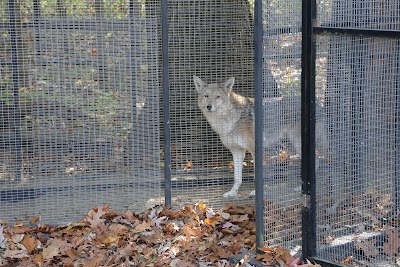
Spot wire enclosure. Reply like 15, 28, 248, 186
0, 1, 399, 266
0, 1, 162, 224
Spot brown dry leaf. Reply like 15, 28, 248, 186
230, 214, 249, 223
11, 233, 25, 243
108, 223, 129, 235
274, 245, 293, 263
181, 206, 200, 225
14, 222, 24, 227
85, 206, 107, 229
42, 243, 60, 260
3, 248, 28, 259
98, 233, 119, 245
60, 222, 88, 233
123, 210, 137, 223
255, 252, 276, 266
14, 259, 36, 266
204, 215, 224, 227
36, 232, 49, 245
13, 226, 31, 234
62, 257, 74, 267
83, 254, 105, 267
259, 246, 274, 253
196, 203, 207, 210
1, 203, 268, 266
64, 247, 79, 261
21, 235, 37, 254
228, 161, 234, 170
71, 236, 85, 247
280, 150, 288, 161
170, 258, 196, 267
32, 253, 44, 266
134, 220, 152, 232
163, 222, 180, 234
29, 216, 40, 225
91, 48, 97, 56
182, 225, 202, 238
341, 256, 353, 264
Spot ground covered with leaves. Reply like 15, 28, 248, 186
0, 203, 322, 267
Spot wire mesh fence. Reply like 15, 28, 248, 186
0, 0, 163, 224
314, 0, 400, 266
316, 34, 400, 267
0, 0, 399, 266
167, 0, 260, 208
262, 0, 303, 250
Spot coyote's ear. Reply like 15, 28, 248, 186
193, 75, 206, 93
223, 77, 235, 94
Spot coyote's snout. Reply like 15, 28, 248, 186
194, 76, 326, 198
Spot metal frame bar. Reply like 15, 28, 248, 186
161, 0, 172, 207
395, 39, 400, 213
301, 0, 317, 259
306, 4, 400, 267
254, 0, 265, 250
314, 26, 400, 38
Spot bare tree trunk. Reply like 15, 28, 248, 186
147, 0, 278, 169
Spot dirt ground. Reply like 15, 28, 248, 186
0, 167, 301, 225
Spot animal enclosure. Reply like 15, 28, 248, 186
0, 0, 399, 266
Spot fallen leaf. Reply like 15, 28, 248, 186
98, 233, 119, 245
3, 249, 28, 259
255, 252, 276, 265
230, 214, 249, 223
21, 235, 37, 254
204, 215, 224, 227
341, 255, 353, 264
32, 253, 44, 266
29, 216, 40, 225
42, 241, 61, 260
85, 206, 107, 229
83, 254, 105, 267
134, 220, 152, 232
182, 225, 202, 238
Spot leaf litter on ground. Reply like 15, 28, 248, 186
0, 203, 320, 267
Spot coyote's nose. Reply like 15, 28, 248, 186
206, 105, 212, 111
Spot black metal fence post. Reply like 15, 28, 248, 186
301, 0, 317, 259
161, 0, 172, 207
254, 0, 265, 250
395, 39, 400, 213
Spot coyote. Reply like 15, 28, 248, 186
193, 76, 326, 198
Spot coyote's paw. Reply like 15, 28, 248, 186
223, 190, 238, 198
249, 190, 255, 196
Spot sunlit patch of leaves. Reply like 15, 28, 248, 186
0, 203, 321, 267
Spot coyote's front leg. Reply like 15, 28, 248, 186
223, 149, 246, 198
